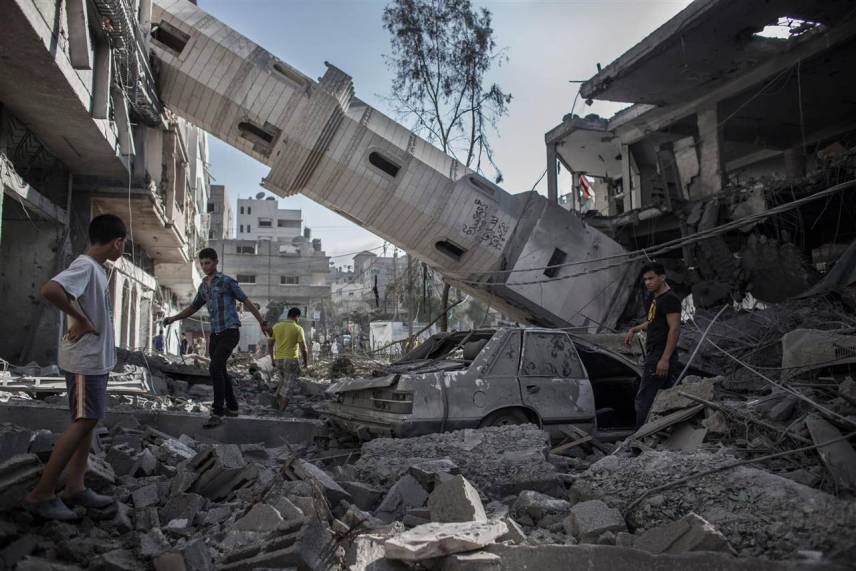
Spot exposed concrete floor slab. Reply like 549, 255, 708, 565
0, 402, 323, 446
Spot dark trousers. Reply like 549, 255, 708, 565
208, 328, 240, 416
635, 350, 679, 428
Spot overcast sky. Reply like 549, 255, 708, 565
202, 0, 693, 266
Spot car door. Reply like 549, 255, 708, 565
519, 331, 594, 424
476, 330, 525, 414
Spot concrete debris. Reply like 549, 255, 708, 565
428, 474, 487, 523
0, 454, 42, 510
190, 444, 256, 500
354, 426, 559, 498
233, 503, 284, 531
292, 458, 352, 505
375, 474, 430, 524
511, 490, 572, 528
442, 551, 502, 571
383, 520, 508, 561
634, 512, 734, 555
805, 415, 856, 493
563, 500, 627, 543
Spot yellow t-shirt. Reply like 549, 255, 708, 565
272, 320, 305, 360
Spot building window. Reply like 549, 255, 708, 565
208, 229, 213, 239
237, 245, 256, 254
248, 206, 252, 215
435, 240, 466, 261
236, 274, 256, 284
258, 218, 272, 228
247, 344, 257, 352
240, 206, 244, 214
278, 219, 300, 228
152, 21, 190, 54
368, 151, 400, 178
239, 224, 244, 233
247, 224, 251, 233
280, 276, 299, 285
544, 248, 567, 278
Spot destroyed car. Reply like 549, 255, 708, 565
323, 328, 641, 440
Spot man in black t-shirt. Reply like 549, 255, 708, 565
624, 262, 682, 428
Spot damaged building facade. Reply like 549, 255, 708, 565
0, 0, 211, 361
546, 0, 856, 315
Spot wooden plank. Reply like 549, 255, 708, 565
551, 436, 592, 455
632, 404, 705, 440
805, 415, 856, 493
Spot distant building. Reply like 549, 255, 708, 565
236, 196, 301, 242
208, 184, 233, 240
352, 250, 409, 314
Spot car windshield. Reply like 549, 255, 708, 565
393, 331, 497, 365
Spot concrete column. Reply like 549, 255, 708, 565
697, 104, 724, 197
112, 88, 136, 157
139, 0, 153, 51
621, 144, 633, 212
92, 41, 112, 119
546, 144, 558, 203
67, 0, 93, 69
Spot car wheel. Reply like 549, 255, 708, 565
480, 408, 531, 427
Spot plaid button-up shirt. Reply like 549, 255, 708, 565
191, 273, 248, 334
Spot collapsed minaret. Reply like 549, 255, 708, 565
150, 0, 636, 329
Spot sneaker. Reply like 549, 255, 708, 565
203, 415, 223, 428
63, 488, 114, 509
24, 497, 80, 521
224, 408, 240, 417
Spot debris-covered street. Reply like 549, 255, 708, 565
2, 0, 856, 569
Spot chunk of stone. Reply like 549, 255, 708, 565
271, 496, 305, 521
767, 398, 797, 423
106, 446, 137, 476
442, 551, 502, 571
497, 516, 526, 544
375, 474, 429, 524
384, 520, 508, 561
28, 430, 57, 461
0, 534, 38, 568
428, 474, 486, 523
408, 459, 460, 490
234, 503, 284, 531
562, 500, 626, 543
340, 481, 384, 511
0, 425, 32, 459
132, 483, 161, 509
840, 378, 856, 402
159, 492, 205, 526
139, 529, 169, 558
634, 512, 733, 554
153, 539, 213, 571
292, 459, 351, 505
190, 445, 255, 500
0, 454, 42, 510
219, 521, 332, 570
98, 549, 144, 571
82, 453, 116, 492
346, 528, 409, 571
649, 377, 716, 416
510, 490, 571, 527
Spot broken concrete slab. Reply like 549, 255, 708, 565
234, 503, 284, 531
485, 543, 845, 570
159, 492, 205, 526
805, 414, 856, 492
384, 520, 508, 561
563, 500, 627, 543
153, 538, 213, 571
0, 454, 42, 509
662, 423, 708, 451
190, 444, 257, 500
408, 458, 461, 490
634, 512, 734, 555
340, 480, 384, 511
375, 474, 430, 524
650, 377, 716, 417
442, 551, 502, 571
0, 424, 32, 458
132, 483, 161, 509
354, 426, 558, 499
346, 528, 410, 571
498, 516, 526, 544
292, 459, 351, 505
0, 402, 323, 447
511, 490, 572, 527
428, 474, 487, 523
219, 521, 333, 571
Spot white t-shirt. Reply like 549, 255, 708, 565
53, 255, 116, 375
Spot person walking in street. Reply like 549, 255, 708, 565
24, 214, 126, 520
624, 262, 682, 428
164, 248, 271, 427
268, 307, 310, 410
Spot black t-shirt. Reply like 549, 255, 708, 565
645, 290, 681, 353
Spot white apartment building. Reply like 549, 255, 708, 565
236, 196, 301, 241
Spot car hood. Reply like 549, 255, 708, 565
327, 374, 398, 395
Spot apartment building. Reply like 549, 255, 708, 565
0, 0, 209, 361
208, 184, 234, 240
236, 196, 301, 242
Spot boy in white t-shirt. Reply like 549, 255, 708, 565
24, 214, 126, 520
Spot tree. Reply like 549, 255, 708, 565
382, 0, 511, 182
383, 0, 511, 331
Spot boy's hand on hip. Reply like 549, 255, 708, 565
68, 320, 99, 342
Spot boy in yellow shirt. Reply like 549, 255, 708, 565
268, 307, 309, 410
